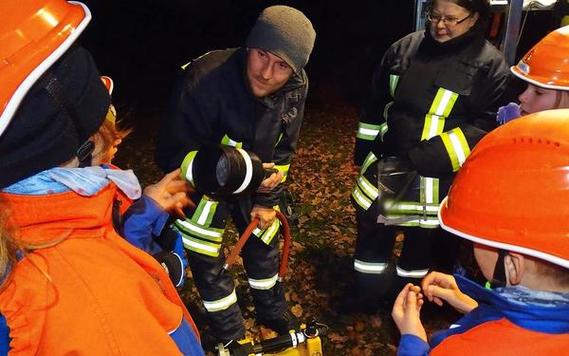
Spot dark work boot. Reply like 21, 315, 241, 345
337, 266, 396, 314
257, 309, 300, 334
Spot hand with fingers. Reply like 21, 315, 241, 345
143, 169, 195, 219
392, 283, 427, 342
421, 271, 478, 314
256, 162, 284, 193
250, 204, 276, 230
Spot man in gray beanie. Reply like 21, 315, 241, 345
155, 5, 316, 348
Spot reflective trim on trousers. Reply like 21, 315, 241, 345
354, 259, 388, 274
203, 289, 238, 312
248, 274, 279, 290
441, 127, 471, 172
396, 266, 429, 278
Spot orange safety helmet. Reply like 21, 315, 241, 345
511, 25, 569, 91
439, 109, 569, 269
0, 0, 91, 137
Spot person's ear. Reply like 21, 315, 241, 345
505, 253, 524, 285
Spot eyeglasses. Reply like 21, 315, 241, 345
427, 12, 472, 26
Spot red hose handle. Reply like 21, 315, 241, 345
224, 211, 292, 280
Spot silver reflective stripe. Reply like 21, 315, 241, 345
233, 148, 253, 194
181, 150, 197, 185
421, 88, 459, 140
354, 259, 388, 274
396, 266, 429, 278
248, 274, 279, 290
390, 203, 438, 214
202, 289, 238, 312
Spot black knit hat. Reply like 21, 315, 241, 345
0, 46, 110, 188
246, 5, 316, 75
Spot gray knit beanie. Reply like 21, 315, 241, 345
246, 5, 316, 75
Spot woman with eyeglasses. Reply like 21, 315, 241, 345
346, 0, 510, 313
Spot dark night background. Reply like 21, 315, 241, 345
72, 2, 563, 352
78, 0, 558, 121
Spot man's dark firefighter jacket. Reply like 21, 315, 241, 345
352, 28, 510, 224
156, 47, 307, 210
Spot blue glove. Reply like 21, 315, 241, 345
497, 102, 521, 125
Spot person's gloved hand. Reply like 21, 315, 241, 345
497, 102, 521, 125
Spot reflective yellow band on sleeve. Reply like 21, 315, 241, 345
421, 88, 459, 140
180, 150, 198, 186
191, 195, 219, 226
357, 122, 382, 141
389, 74, 400, 98
220, 134, 242, 148
274, 163, 290, 183
356, 175, 378, 200
440, 128, 471, 172
352, 184, 373, 210
360, 151, 378, 174
202, 289, 238, 312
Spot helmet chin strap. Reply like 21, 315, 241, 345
76, 140, 95, 167
490, 249, 508, 289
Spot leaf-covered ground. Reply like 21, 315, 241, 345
115, 80, 460, 355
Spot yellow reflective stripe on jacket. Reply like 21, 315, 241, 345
202, 289, 238, 312
175, 218, 224, 243
421, 88, 459, 140
274, 163, 290, 183
180, 150, 198, 185
440, 128, 471, 172
352, 184, 373, 210
248, 274, 279, 290
220, 134, 242, 148
357, 122, 382, 141
360, 151, 378, 174
389, 74, 400, 98
191, 196, 219, 226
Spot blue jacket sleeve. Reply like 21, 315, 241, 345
397, 334, 430, 356
121, 195, 168, 254
0, 314, 9, 355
